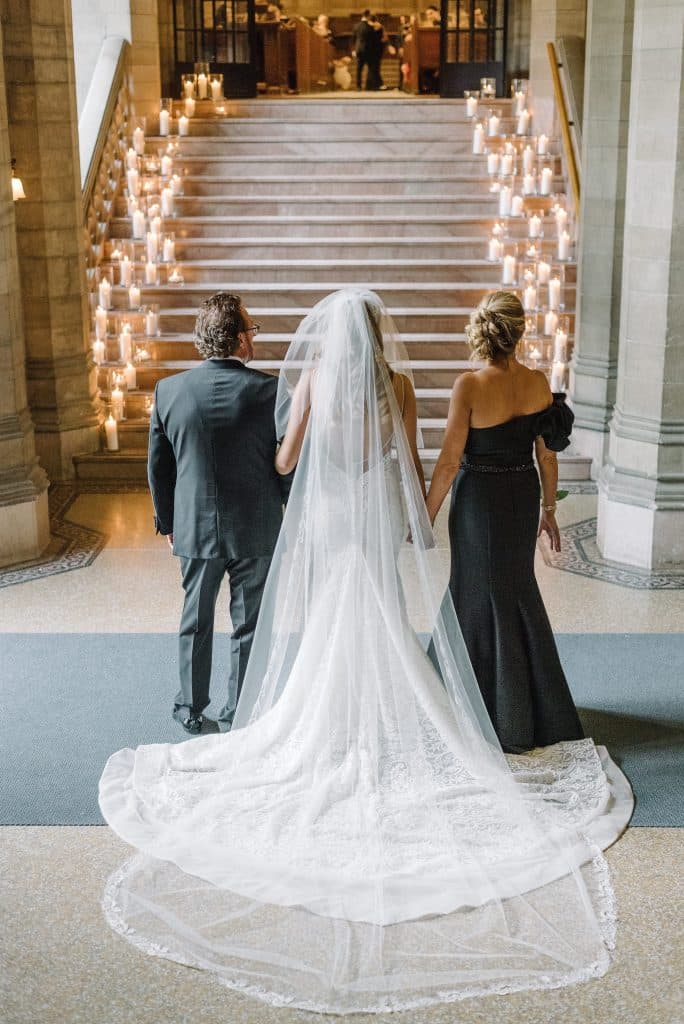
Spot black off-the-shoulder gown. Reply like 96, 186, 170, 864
448, 394, 584, 753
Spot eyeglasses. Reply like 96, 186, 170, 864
246, 323, 260, 335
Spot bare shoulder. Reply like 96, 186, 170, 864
530, 367, 553, 403
451, 369, 477, 404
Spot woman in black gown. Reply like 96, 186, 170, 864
426, 291, 583, 753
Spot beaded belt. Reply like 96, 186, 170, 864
460, 461, 535, 474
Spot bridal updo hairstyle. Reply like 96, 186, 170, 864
194, 291, 246, 358
466, 291, 526, 362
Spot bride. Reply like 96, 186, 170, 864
99, 288, 633, 1014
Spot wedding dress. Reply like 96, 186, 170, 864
99, 289, 633, 1014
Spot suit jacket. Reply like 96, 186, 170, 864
354, 19, 374, 54
148, 359, 288, 560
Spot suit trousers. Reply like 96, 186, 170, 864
356, 52, 369, 89
175, 555, 271, 721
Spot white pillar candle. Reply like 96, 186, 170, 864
487, 113, 500, 137
550, 361, 566, 392
184, 97, 196, 117
170, 174, 182, 196
161, 187, 174, 217
126, 168, 140, 196
498, 185, 512, 217
514, 90, 526, 115
537, 133, 548, 156
183, 78, 195, 98
161, 153, 173, 177
129, 283, 141, 309
95, 305, 108, 339
510, 194, 524, 217
98, 278, 112, 309
523, 284, 537, 312
487, 151, 500, 175
162, 237, 175, 262
126, 148, 138, 170
488, 237, 503, 261
168, 265, 184, 284
522, 145, 534, 174
502, 254, 516, 285
548, 276, 562, 310
197, 73, 208, 99
537, 260, 551, 284
523, 173, 536, 195
553, 328, 568, 363
558, 230, 570, 260
150, 214, 162, 236
159, 109, 170, 136
92, 339, 105, 365
472, 123, 484, 154
145, 308, 159, 337
119, 256, 133, 288
145, 261, 158, 285
544, 310, 559, 335
132, 208, 146, 239
146, 231, 160, 261
540, 166, 553, 196
211, 77, 222, 102
133, 126, 145, 156
528, 344, 541, 370
105, 414, 119, 451
178, 115, 189, 136
500, 153, 513, 175
466, 95, 478, 118
516, 109, 530, 136
555, 208, 568, 233
528, 213, 542, 238
119, 326, 133, 361
124, 362, 137, 390
137, 346, 151, 361
111, 386, 125, 421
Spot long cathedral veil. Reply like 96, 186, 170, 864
99, 289, 622, 1013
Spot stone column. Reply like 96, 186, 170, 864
0, 14, 49, 567
528, 0, 586, 136
2, 0, 100, 481
597, 0, 684, 570
129, 0, 162, 119
569, 0, 634, 474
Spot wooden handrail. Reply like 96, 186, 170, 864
81, 39, 129, 214
546, 41, 580, 209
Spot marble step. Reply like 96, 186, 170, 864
154, 134, 525, 158
167, 98, 513, 123
138, 334, 473, 362
160, 155, 526, 176
154, 119, 516, 141
126, 304, 575, 335
165, 174, 498, 197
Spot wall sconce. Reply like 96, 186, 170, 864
11, 159, 26, 201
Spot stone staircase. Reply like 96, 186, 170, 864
77, 97, 589, 482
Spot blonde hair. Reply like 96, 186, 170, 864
466, 291, 525, 361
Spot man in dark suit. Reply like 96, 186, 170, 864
148, 292, 288, 735
353, 10, 373, 90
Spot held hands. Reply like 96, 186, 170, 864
537, 510, 561, 553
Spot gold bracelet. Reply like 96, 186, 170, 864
542, 503, 557, 513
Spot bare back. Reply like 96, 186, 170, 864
467, 358, 552, 429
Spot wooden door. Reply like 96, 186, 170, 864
439, 0, 507, 97
173, 0, 257, 98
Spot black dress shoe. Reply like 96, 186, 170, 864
172, 708, 203, 734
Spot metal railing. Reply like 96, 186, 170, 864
547, 40, 580, 210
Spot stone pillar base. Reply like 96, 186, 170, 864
36, 422, 102, 482
571, 425, 610, 480
0, 489, 50, 568
597, 489, 684, 571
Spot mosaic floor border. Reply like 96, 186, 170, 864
0, 486, 109, 590
544, 517, 684, 590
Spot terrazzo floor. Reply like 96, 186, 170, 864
2, 489, 683, 1023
